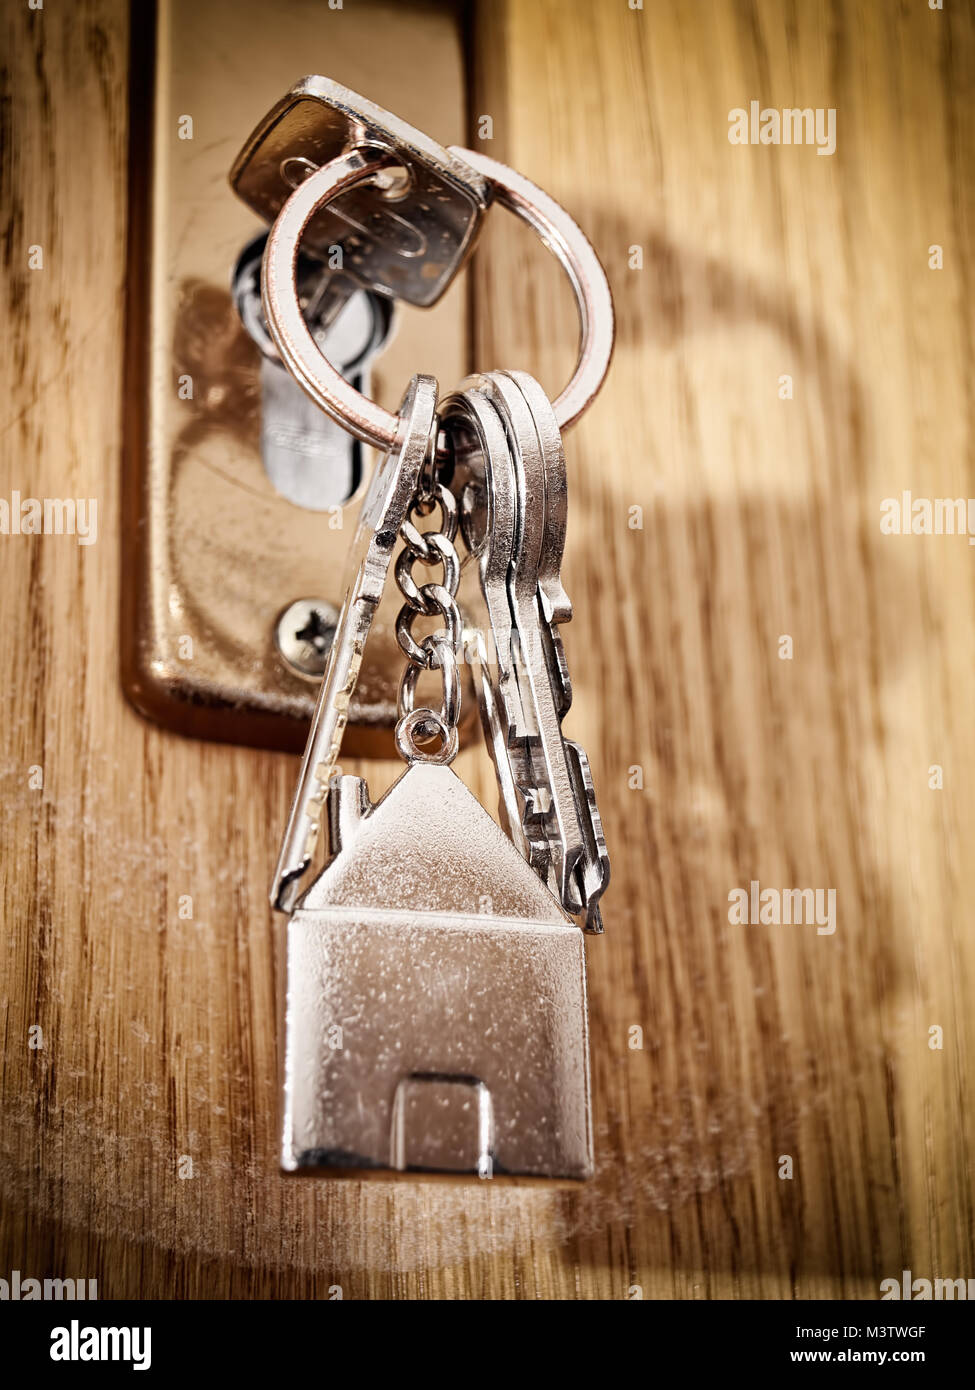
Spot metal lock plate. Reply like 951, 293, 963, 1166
229, 77, 492, 307
121, 0, 474, 753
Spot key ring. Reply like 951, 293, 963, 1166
261, 146, 615, 451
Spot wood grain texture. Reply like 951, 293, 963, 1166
1, 0, 973, 1299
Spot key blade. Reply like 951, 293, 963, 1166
538, 611, 573, 719
468, 627, 531, 865
442, 385, 524, 734
270, 374, 437, 912
485, 371, 589, 911
271, 592, 370, 912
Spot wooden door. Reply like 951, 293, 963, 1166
2, 0, 973, 1299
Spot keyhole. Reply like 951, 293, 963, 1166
231, 232, 394, 513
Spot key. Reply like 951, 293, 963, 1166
232, 232, 395, 511
270, 374, 437, 913
478, 372, 587, 907
441, 384, 525, 746
444, 372, 610, 931
230, 77, 489, 310
455, 372, 584, 904
444, 380, 555, 876
499, 371, 609, 930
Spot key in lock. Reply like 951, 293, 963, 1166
232, 231, 395, 513
120, 76, 485, 754
230, 76, 492, 308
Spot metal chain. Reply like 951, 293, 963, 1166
393, 459, 463, 766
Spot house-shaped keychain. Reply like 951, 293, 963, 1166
280, 760, 593, 1181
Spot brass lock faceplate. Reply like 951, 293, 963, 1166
121, 0, 473, 752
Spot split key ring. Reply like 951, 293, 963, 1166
259, 136, 615, 451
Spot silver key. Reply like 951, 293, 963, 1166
477, 371, 587, 909
501, 371, 608, 930
270, 374, 437, 912
442, 385, 525, 743
446, 372, 610, 931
